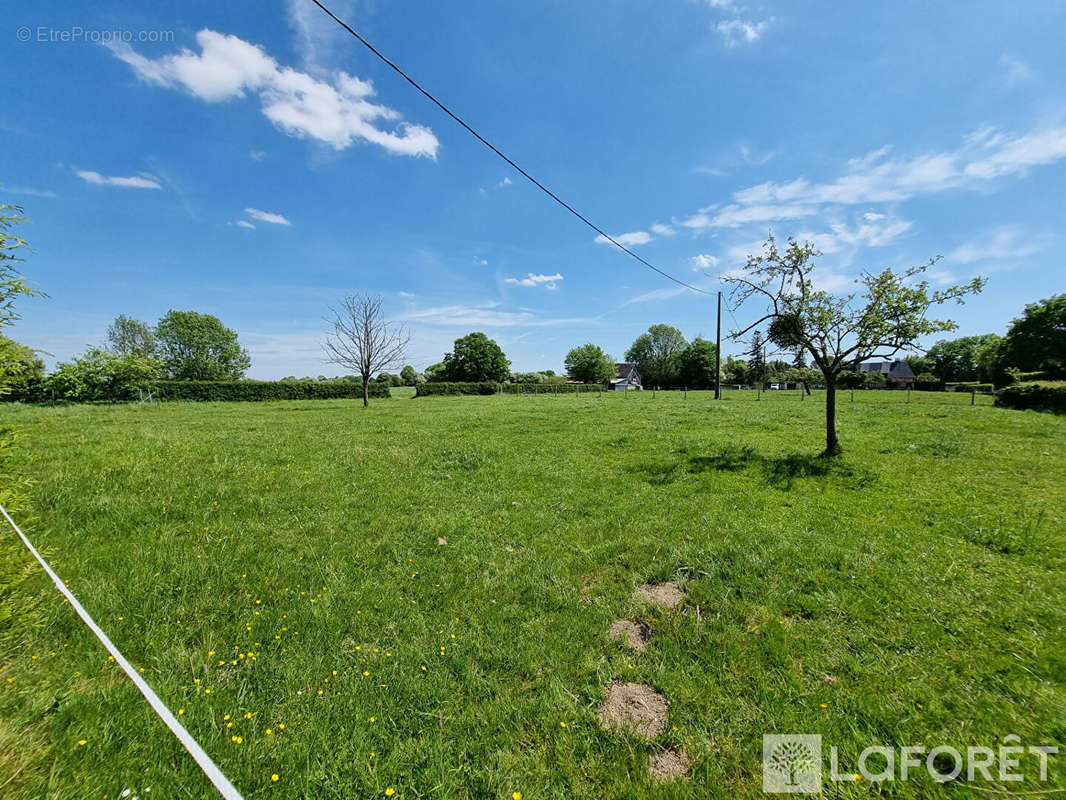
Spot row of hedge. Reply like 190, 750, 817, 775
946, 382, 995, 394
156, 380, 391, 402
415, 382, 498, 396
994, 381, 1066, 415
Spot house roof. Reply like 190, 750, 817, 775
858, 360, 916, 379
615, 362, 639, 379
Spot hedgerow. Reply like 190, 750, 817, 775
157, 380, 390, 402
994, 381, 1066, 415
416, 381, 498, 396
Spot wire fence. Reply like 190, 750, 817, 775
492, 382, 997, 406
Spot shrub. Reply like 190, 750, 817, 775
946, 382, 994, 394
415, 381, 498, 396
157, 380, 390, 402
995, 381, 1066, 415
915, 372, 943, 391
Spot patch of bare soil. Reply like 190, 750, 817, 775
648, 748, 689, 781
636, 582, 684, 609
607, 620, 649, 651
598, 681, 668, 739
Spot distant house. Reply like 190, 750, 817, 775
610, 362, 642, 390
858, 359, 916, 387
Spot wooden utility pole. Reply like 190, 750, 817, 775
715, 291, 722, 399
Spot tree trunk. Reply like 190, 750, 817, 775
824, 377, 840, 456
362, 371, 370, 408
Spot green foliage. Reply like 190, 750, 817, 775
45, 347, 163, 402
442, 332, 510, 382
862, 370, 887, 389
946, 382, 994, 393
677, 337, 719, 388
106, 314, 157, 357
995, 381, 1066, 414
838, 370, 865, 389
0, 203, 41, 330
400, 365, 420, 386
747, 330, 767, 384
157, 379, 390, 402
0, 333, 45, 399
723, 356, 750, 384
998, 294, 1066, 379
624, 324, 687, 388
926, 333, 1001, 382
415, 381, 498, 396
564, 343, 616, 384
424, 361, 447, 382
915, 372, 942, 391
155, 310, 251, 380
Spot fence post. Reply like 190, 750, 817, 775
971, 389, 976, 406
907, 386, 911, 403
653, 387, 656, 399
684, 386, 688, 400
851, 388, 855, 402
757, 385, 761, 401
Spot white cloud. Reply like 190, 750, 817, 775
235, 220, 256, 229
595, 230, 653, 246
1000, 55, 1033, 88
245, 207, 292, 226
497, 176, 513, 188
797, 215, 913, 254
249, 150, 266, 161
690, 253, 719, 270
504, 272, 564, 290
398, 302, 592, 328
948, 226, 1049, 264
716, 18, 773, 45
107, 29, 438, 157
75, 169, 161, 189
863, 211, 885, 221
0, 185, 57, 198
650, 223, 676, 236
623, 286, 692, 305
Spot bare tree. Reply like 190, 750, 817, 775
324, 293, 410, 407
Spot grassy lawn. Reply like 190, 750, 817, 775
1, 390, 1063, 798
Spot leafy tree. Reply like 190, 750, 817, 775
107, 315, 156, 357
424, 362, 447, 382
0, 333, 45, 399
46, 347, 162, 402
747, 330, 767, 386
723, 356, 750, 384
725, 235, 983, 455
1, 203, 41, 331
155, 310, 251, 381
443, 332, 510, 382
677, 337, 719, 388
324, 294, 409, 407
998, 294, 1066, 379
905, 354, 934, 376
926, 334, 1001, 382
838, 370, 865, 389
625, 324, 687, 388
400, 365, 419, 386
862, 369, 886, 389
564, 343, 616, 384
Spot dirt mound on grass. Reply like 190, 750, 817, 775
598, 682, 668, 739
648, 748, 689, 781
636, 582, 684, 609
608, 620, 649, 651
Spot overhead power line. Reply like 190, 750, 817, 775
307, 0, 712, 296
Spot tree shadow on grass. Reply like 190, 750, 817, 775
686, 445, 872, 490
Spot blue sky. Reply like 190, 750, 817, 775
3, 0, 1064, 377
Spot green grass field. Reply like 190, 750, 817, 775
1, 390, 1064, 799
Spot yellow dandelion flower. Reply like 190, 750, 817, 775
513, 793, 522, 800
363, 670, 370, 677
244, 712, 252, 719
385, 789, 395, 798
278, 723, 285, 730
820, 703, 828, 708
317, 689, 323, 696
266, 728, 273, 735
224, 714, 231, 721
271, 774, 279, 782
178, 708, 185, 715
370, 716, 376, 723
77, 739, 87, 746
560, 721, 566, 728
204, 688, 211, 694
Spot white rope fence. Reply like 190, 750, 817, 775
0, 502, 244, 800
